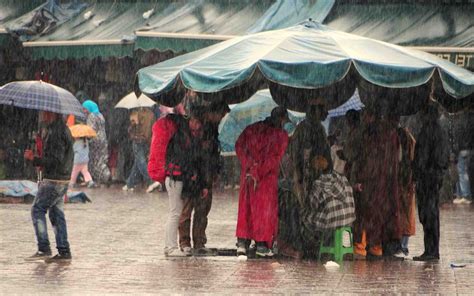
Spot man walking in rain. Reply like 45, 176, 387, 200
24, 111, 74, 262
413, 103, 449, 261
235, 106, 289, 258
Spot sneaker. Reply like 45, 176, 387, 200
402, 248, 409, 256
87, 181, 98, 188
44, 253, 72, 263
413, 253, 439, 261
146, 182, 162, 193
194, 247, 214, 256
385, 254, 405, 261
236, 246, 247, 256
25, 250, 52, 261
453, 197, 464, 204
165, 247, 191, 257
461, 198, 472, 204
122, 185, 134, 192
182, 246, 192, 256
255, 246, 274, 258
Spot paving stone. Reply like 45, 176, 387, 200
0, 186, 473, 294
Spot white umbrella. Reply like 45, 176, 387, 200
115, 92, 156, 109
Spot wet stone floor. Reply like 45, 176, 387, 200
1, 186, 474, 294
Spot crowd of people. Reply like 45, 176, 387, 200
14, 91, 472, 263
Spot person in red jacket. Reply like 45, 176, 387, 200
148, 105, 204, 257
235, 106, 290, 258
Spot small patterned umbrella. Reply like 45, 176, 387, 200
69, 124, 97, 138
0, 80, 84, 118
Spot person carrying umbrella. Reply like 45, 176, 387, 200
122, 108, 160, 193
68, 124, 97, 189
235, 106, 289, 258
24, 111, 74, 262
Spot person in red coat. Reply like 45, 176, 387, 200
235, 106, 290, 258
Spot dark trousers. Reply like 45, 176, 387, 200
178, 192, 213, 249
416, 177, 441, 257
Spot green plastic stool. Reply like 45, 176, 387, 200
318, 226, 354, 262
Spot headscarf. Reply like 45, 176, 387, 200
82, 100, 100, 114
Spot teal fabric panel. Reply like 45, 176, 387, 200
26, 43, 134, 60
138, 22, 474, 105
324, 3, 474, 47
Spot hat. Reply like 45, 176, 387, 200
271, 106, 290, 122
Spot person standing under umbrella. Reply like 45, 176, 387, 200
24, 111, 74, 262
412, 103, 449, 261
235, 107, 289, 258
69, 137, 96, 188
82, 100, 111, 186
122, 108, 160, 193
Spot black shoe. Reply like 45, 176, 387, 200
25, 250, 52, 261
236, 239, 250, 256
413, 253, 439, 261
45, 253, 72, 263
366, 253, 383, 261
384, 254, 405, 261
194, 247, 217, 256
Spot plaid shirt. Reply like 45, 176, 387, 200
302, 172, 356, 230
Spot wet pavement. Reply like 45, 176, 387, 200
1, 185, 473, 294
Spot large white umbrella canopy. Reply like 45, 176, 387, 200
115, 92, 156, 109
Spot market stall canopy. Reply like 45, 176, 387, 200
19, 0, 335, 60
5, 0, 87, 41
137, 21, 474, 115
135, 0, 334, 53
0, 0, 44, 46
20, 0, 145, 59
324, 1, 474, 71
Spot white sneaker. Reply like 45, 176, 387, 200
236, 246, 246, 256
454, 197, 472, 204
165, 247, 191, 257
182, 246, 192, 256
146, 182, 162, 193
122, 185, 134, 192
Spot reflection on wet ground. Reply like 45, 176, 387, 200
1, 186, 473, 294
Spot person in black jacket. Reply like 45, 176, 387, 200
178, 103, 229, 255
24, 111, 74, 262
412, 103, 449, 261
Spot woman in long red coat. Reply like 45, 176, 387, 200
235, 107, 289, 258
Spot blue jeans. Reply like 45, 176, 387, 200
456, 150, 472, 199
31, 181, 70, 254
126, 142, 152, 188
